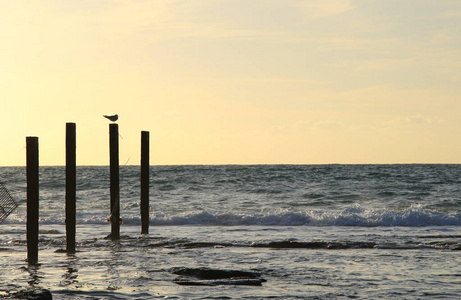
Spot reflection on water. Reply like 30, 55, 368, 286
21, 264, 42, 287
61, 255, 79, 287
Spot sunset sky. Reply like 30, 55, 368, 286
1, 0, 461, 166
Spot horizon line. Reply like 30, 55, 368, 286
1, 162, 460, 168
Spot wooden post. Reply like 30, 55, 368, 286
26, 136, 39, 264
66, 123, 76, 253
140, 131, 150, 234
109, 124, 120, 240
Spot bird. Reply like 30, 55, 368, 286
103, 114, 118, 122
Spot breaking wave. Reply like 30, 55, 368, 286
3, 205, 460, 227
146, 205, 461, 227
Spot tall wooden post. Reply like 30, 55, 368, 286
109, 124, 120, 240
140, 131, 150, 234
26, 136, 39, 264
66, 123, 76, 253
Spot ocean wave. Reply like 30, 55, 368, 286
2, 205, 460, 227
145, 205, 461, 227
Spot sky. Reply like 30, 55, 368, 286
1, 0, 461, 166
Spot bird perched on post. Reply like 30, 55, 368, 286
103, 114, 118, 122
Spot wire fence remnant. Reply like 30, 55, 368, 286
0, 182, 19, 224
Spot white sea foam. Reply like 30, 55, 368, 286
142, 205, 461, 227
3, 205, 460, 227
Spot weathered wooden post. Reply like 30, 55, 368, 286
66, 123, 76, 253
140, 131, 150, 234
109, 124, 120, 239
26, 136, 39, 264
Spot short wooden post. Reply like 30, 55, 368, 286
140, 131, 150, 234
66, 123, 76, 253
26, 136, 39, 264
109, 124, 120, 239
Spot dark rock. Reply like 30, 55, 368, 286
251, 241, 328, 248
171, 267, 266, 286
250, 240, 377, 249
171, 267, 261, 279
174, 279, 266, 286
7, 289, 52, 300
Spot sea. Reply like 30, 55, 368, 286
0, 164, 461, 299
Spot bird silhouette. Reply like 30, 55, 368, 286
103, 114, 118, 122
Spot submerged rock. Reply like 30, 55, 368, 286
174, 279, 266, 286
171, 267, 265, 286
171, 267, 261, 279
250, 240, 377, 249
5, 289, 52, 300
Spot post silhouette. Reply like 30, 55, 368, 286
109, 124, 120, 239
66, 123, 76, 253
26, 136, 39, 264
140, 131, 150, 234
